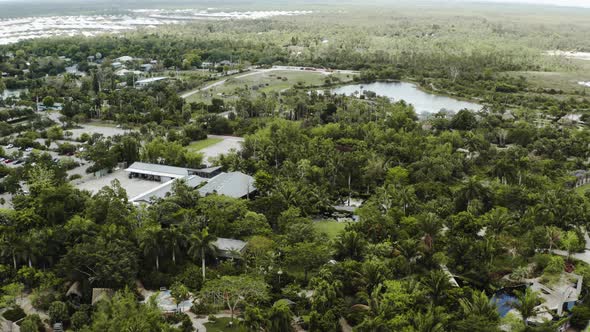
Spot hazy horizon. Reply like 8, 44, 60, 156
0, 0, 588, 7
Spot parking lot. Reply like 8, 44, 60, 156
66, 124, 135, 140
1, 145, 86, 169
74, 169, 163, 199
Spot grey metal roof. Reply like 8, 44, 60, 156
198, 172, 256, 198
214, 238, 247, 252
196, 166, 222, 174
126, 162, 195, 178
130, 175, 206, 203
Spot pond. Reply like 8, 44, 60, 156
331, 82, 481, 115
1, 88, 28, 99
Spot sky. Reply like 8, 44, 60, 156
0, 0, 588, 8
480, 0, 590, 8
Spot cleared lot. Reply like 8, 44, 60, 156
199, 135, 244, 165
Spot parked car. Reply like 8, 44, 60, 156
6, 144, 13, 149
0, 158, 5, 162
25, 147, 33, 152
4, 159, 13, 164
14, 160, 23, 165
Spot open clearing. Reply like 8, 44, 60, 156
199, 135, 244, 165
204, 317, 247, 332
313, 220, 349, 239
184, 68, 354, 104
507, 60, 590, 95
187, 137, 223, 152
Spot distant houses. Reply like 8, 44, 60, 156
115, 55, 135, 63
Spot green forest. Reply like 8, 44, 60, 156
1, 1, 590, 332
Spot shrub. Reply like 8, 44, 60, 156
30, 289, 60, 311
191, 301, 216, 315
571, 305, 590, 328
180, 313, 194, 332
19, 314, 43, 332
175, 265, 203, 291
142, 271, 173, 290
207, 314, 217, 322
69, 174, 82, 181
70, 310, 91, 331
533, 254, 551, 271
2, 306, 26, 322
48, 301, 69, 323
544, 256, 565, 275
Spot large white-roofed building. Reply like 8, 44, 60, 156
125, 162, 256, 205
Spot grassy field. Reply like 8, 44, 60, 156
204, 317, 247, 332
313, 220, 349, 240
507, 59, 590, 95
185, 70, 353, 104
186, 138, 223, 152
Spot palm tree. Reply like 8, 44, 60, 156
363, 155, 385, 193
188, 227, 217, 282
510, 288, 541, 326
351, 284, 390, 332
411, 306, 446, 332
418, 213, 442, 251
545, 226, 562, 251
396, 185, 416, 215
459, 291, 499, 322
0, 229, 19, 269
334, 230, 366, 260
163, 225, 185, 265
456, 176, 487, 209
139, 225, 162, 271
421, 270, 452, 305
396, 238, 422, 272
484, 207, 513, 238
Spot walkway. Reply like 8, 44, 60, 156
551, 230, 590, 264
186, 312, 233, 332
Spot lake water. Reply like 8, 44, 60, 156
332, 82, 481, 114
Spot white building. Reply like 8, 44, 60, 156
135, 77, 169, 88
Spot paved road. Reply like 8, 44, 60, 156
180, 66, 359, 99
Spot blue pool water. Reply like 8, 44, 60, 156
491, 292, 519, 317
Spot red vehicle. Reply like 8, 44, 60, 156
4, 159, 13, 164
